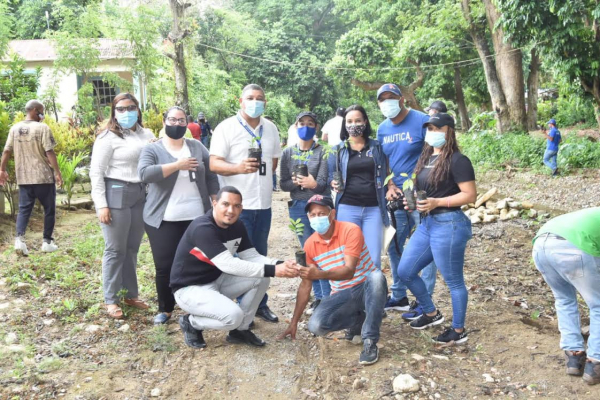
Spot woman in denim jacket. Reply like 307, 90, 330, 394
328, 105, 390, 269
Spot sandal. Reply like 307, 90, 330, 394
124, 298, 149, 310
105, 304, 124, 319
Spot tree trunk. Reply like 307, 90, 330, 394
527, 48, 540, 131
454, 66, 471, 131
167, 0, 191, 114
580, 76, 600, 131
482, 0, 527, 132
461, 0, 511, 132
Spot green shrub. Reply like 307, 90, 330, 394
554, 94, 596, 128
468, 111, 497, 134
46, 119, 95, 158
459, 131, 600, 171
142, 109, 163, 136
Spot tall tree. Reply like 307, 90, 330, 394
497, 0, 600, 129
166, 0, 192, 113
0, 0, 14, 58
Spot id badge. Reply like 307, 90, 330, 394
259, 162, 267, 176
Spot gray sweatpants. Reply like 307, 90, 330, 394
174, 274, 270, 331
99, 180, 146, 304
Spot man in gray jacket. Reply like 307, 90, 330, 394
170, 186, 299, 348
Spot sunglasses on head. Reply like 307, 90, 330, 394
115, 105, 138, 112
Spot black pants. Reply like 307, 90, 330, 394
17, 184, 56, 242
145, 220, 192, 313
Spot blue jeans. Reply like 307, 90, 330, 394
201, 136, 209, 148
17, 184, 56, 241
388, 209, 437, 300
308, 269, 387, 342
397, 211, 472, 329
337, 204, 383, 268
239, 208, 272, 309
543, 149, 558, 172
288, 199, 331, 299
272, 173, 278, 190
533, 234, 600, 361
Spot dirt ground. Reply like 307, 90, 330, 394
1, 169, 599, 400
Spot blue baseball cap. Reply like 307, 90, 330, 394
547, 119, 556, 125
377, 83, 402, 100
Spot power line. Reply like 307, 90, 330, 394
197, 40, 546, 72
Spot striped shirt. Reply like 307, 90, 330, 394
304, 221, 376, 293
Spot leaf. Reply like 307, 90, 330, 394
384, 172, 394, 185
400, 173, 408, 177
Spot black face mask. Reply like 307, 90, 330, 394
165, 124, 187, 139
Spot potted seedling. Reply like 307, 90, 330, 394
247, 136, 262, 165
289, 218, 306, 266
291, 150, 311, 179
401, 172, 417, 210
332, 148, 344, 191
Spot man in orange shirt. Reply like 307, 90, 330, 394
279, 195, 387, 365
187, 115, 202, 141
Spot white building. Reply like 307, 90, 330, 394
3, 39, 146, 120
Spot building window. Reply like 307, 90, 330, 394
91, 79, 117, 106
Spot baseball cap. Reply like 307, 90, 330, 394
197, 112, 205, 119
547, 119, 556, 125
425, 100, 448, 113
377, 83, 402, 100
296, 111, 318, 125
304, 194, 334, 213
422, 112, 455, 129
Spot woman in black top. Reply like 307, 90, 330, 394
327, 105, 390, 269
397, 113, 477, 344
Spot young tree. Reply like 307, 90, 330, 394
0, 0, 14, 58
166, 0, 192, 113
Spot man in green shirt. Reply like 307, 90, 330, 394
533, 207, 600, 385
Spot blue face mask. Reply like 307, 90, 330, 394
297, 126, 316, 141
425, 130, 446, 148
309, 214, 331, 235
244, 100, 265, 118
116, 111, 138, 129
379, 99, 401, 119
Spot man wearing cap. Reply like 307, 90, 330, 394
425, 100, 448, 116
278, 194, 387, 365
543, 118, 561, 176
321, 107, 345, 146
197, 112, 212, 148
187, 115, 202, 141
375, 83, 438, 319
280, 112, 331, 312
210, 83, 283, 323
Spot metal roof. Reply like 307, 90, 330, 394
5, 39, 135, 62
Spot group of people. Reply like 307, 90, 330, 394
0, 86, 597, 382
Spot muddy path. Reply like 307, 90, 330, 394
1, 170, 599, 399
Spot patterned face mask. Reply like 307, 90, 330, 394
346, 124, 366, 137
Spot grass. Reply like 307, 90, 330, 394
146, 325, 177, 353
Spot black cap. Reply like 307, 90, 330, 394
425, 100, 447, 113
295, 111, 318, 125
422, 112, 455, 129
336, 107, 345, 116
304, 194, 334, 213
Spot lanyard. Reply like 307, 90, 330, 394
236, 115, 263, 148
295, 141, 317, 165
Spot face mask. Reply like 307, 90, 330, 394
379, 99, 401, 119
165, 124, 187, 140
244, 100, 265, 118
309, 215, 331, 235
116, 111, 138, 129
346, 124, 366, 137
425, 130, 447, 148
37, 113, 45, 122
297, 126, 316, 141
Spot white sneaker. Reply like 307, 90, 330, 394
41, 240, 58, 253
15, 237, 29, 256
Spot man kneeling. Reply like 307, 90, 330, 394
170, 186, 298, 348
279, 195, 387, 365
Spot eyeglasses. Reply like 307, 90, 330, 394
115, 105, 138, 113
166, 117, 187, 126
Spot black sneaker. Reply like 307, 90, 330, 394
583, 359, 600, 385
384, 296, 410, 311
565, 351, 586, 376
306, 299, 321, 315
226, 329, 266, 347
433, 327, 468, 344
402, 301, 424, 321
359, 339, 379, 365
409, 311, 444, 330
256, 305, 279, 323
178, 315, 207, 349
